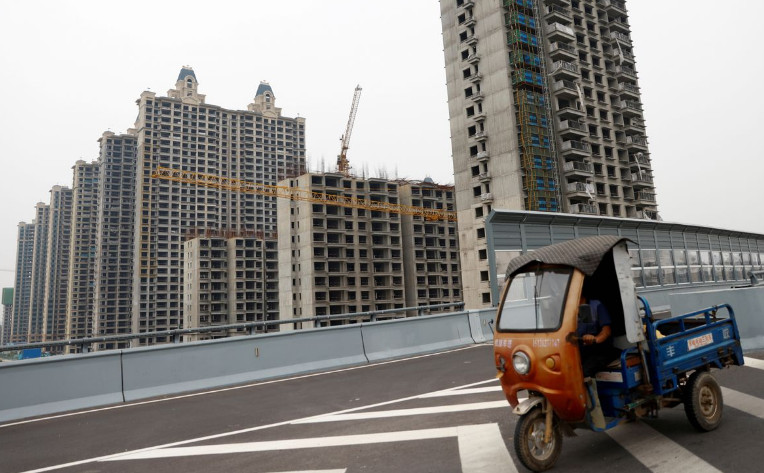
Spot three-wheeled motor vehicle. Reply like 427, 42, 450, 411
493, 235, 744, 471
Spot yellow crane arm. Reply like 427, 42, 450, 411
152, 166, 457, 222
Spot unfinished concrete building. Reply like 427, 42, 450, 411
278, 172, 461, 328
183, 235, 278, 340
440, 0, 659, 308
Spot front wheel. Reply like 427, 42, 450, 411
514, 407, 562, 472
683, 370, 723, 432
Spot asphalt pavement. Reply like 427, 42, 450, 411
1, 345, 763, 473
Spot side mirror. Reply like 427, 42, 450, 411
578, 304, 592, 324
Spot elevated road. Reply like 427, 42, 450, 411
2, 345, 764, 473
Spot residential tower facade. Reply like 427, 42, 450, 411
440, 0, 658, 307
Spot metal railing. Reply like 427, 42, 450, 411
0, 302, 465, 354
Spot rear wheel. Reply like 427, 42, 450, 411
683, 370, 723, 432
514, 407, 562, 472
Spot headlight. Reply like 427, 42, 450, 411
513, 351, 531, 375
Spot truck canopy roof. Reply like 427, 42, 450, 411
504, 235, 633, 278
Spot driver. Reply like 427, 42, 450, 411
578, 295, 617, 377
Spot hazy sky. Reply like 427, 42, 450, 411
1, 0, 762, 291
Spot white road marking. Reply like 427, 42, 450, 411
2, 345, 484, 429
18, 377, 499, 473
605, 421, 722, 473
420, 386, 502, 398
267, 471, 346, 473
457, 423, 518, 473
293, 401, 510, 424
722, 387, 764, 420
743, 356, 764, 371
103, 423, 513, 473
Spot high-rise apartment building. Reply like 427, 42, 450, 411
42, 186, 73, 349
399, 181, 462, 308
440, 0, 658, 307
10, 222, 35, 344
27, 203, 50, 343
93, 132, 137, 349
278, 173, 461, 327
66, 160, 100, 347
1, 288, 13, 345
132, 67, 305, 342
184, 235, 279, 340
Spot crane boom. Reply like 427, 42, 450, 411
337, 85, 362, 176
152, 166, 457, 222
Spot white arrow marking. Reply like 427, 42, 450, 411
293, 401, 509, 424
605, 421, 722, 473
743, 356, 764, 371
103, 422, 516, 473
722, 387, 764, 420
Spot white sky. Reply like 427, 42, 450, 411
0, 0, 763, 291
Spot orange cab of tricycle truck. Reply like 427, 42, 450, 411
493, 236, 645, 471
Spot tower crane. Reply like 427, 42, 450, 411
337, 85, 362, 177
152, 166, 457, 222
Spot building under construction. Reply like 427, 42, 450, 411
440, 0, 659, 308
277, 171, 460, 326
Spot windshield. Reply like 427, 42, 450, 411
497, 268, 571, 332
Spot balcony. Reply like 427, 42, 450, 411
552, 79, 579, 99
631, 173, 654, 188
617, 99, 642, 117
607, 48, 634, 64
549, 42, 577, 61
610, 31, 631, 46
566, 181, 594, 198
472, 131, 488, 142
630, 153, 650, 167
480, 192, 494, 203
635, 191, 657, 205
546, 23, 576, 42
470, 91, 484, 102
636, 209, 659, 220
551, 60, 579, 80
599, 0, 627, 16
557, 119, 588, 137
467, 72, 482, 83
461, 34, 478, 47
563, 160, 594, 178
625, 135, 648, 150
570, 203, 598, 215
622, 119, 645, 135
560, 140, 591, 157
545, 5, 569, 23
472, 151, 490, 163
608, 18, 630, 34
478, 171, 492, 182
557, 104, 586, 119
618, 81, 640, 100
459, 0, 475, 9
615, 65, 637, 80
466, 53, 481, 64
472, 110, 487, 122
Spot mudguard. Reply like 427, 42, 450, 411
513, 396, 544, 416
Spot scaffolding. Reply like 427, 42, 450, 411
505, 0, 562, 212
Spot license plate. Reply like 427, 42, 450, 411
687, 333, 713, 351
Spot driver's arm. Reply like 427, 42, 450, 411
582, 325, 611, 345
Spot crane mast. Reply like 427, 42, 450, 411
337, 85, 362, 176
